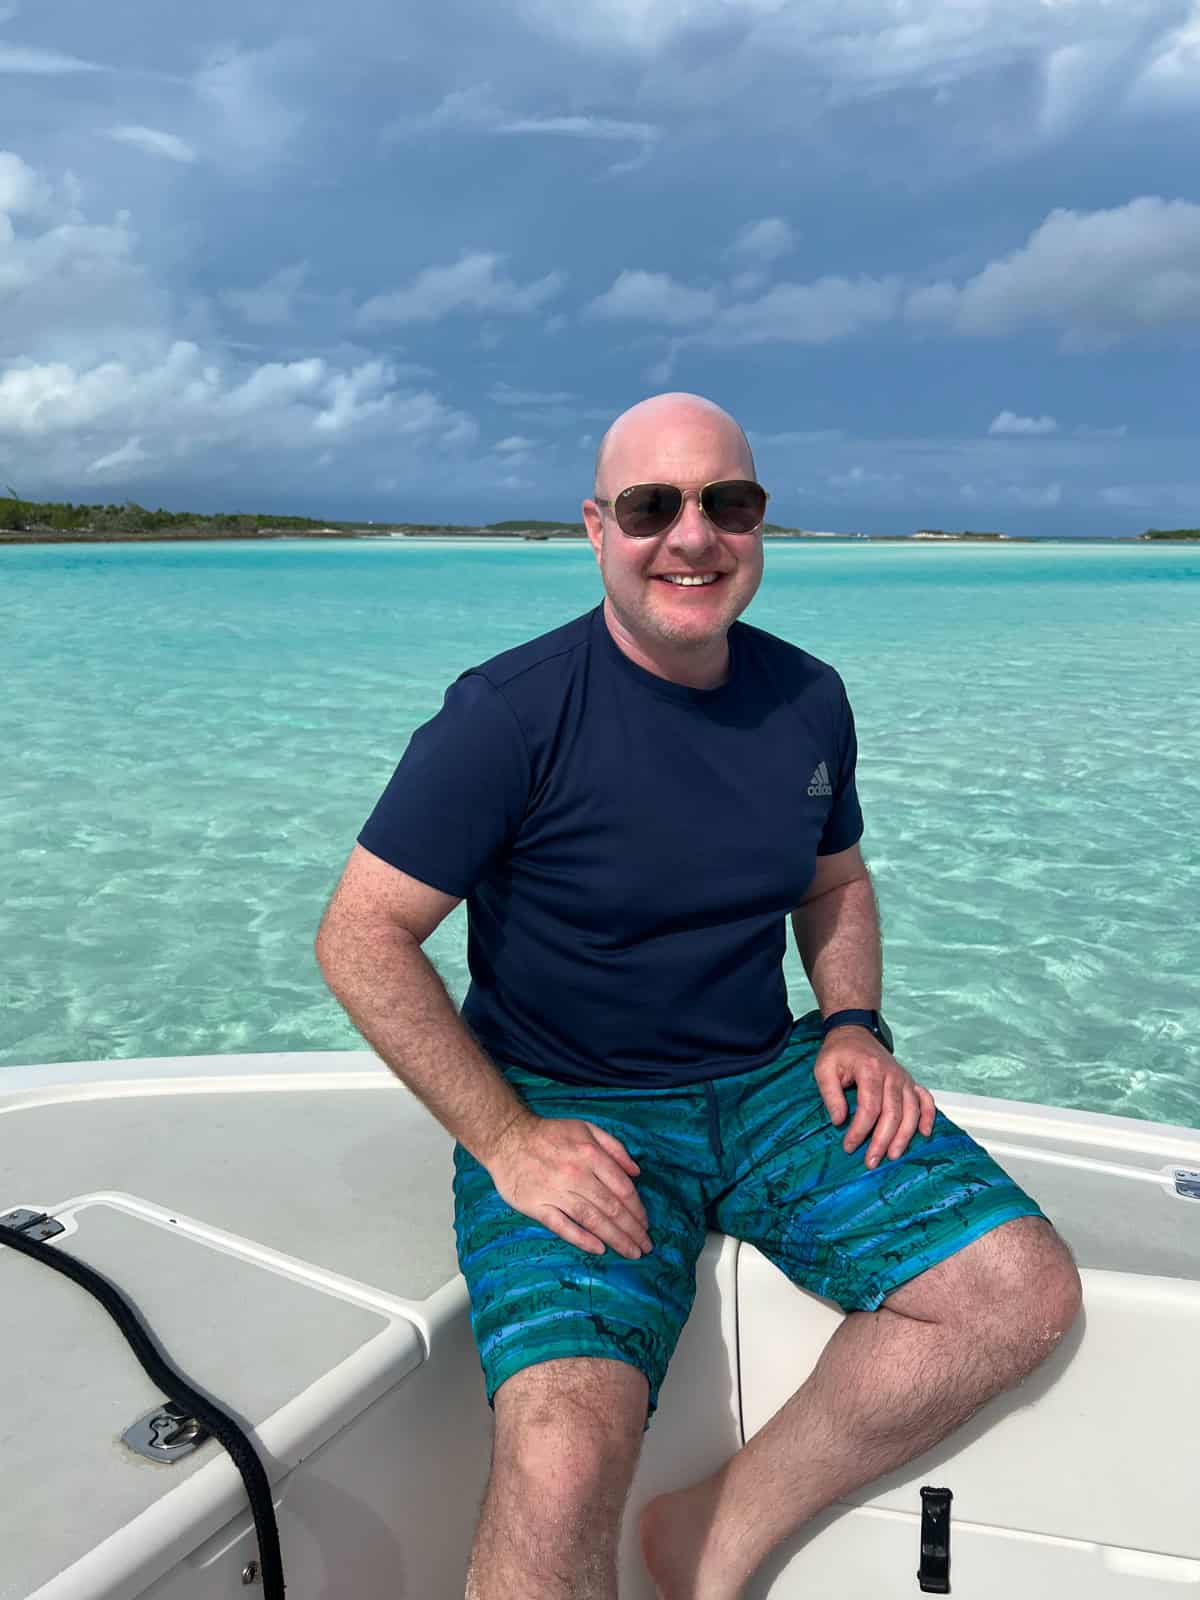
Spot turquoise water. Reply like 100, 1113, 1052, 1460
3, 537, 1198, 1129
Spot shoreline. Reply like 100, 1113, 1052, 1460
5, 530, 1183, 547
2, 528, 1195, 547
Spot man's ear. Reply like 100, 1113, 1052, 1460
581, 500, 604, 562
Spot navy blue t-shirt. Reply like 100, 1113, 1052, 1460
357, 604, 863, 1088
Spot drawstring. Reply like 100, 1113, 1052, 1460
702, 1080, 724, 1162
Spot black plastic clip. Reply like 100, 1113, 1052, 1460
917, 1485, 952, 1592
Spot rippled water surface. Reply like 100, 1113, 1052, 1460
3, 537, 1197, 1128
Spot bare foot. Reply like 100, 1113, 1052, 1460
638, 1481, 744, 1600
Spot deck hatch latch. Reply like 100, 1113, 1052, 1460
917, 1484, 952, 1592
123, 1400, 212, 1462
0, 1208, 65, 1243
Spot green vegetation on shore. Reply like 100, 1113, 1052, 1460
3, 493, 1196, 543
483, 519, 585, 533
0, 494, 347, 536
0, 496, 815, 541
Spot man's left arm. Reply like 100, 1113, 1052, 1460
791, 843, 936, 1168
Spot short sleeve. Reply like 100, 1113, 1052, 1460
817, 678, 864, 855
356, 672, 532, 898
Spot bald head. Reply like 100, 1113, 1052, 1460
593, 393, 755, 500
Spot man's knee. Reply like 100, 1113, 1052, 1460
491, 1356, 649, 1512
977, 1216, 1082, 1347
888, 1216, 1082, 1359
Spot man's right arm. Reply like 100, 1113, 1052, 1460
315, 844, 652, 1260
314, 843, 534, 1168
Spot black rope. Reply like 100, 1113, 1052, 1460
0, 1219, 285, 1597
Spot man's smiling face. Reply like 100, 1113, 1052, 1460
582, 395, 765, 675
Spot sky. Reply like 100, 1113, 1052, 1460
1, 0, 1198, 536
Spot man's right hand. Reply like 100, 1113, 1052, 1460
485, 1111, 653, 1260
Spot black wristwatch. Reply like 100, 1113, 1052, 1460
820, 1008, 894, 1053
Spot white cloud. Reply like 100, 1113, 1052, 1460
495, 434, 537, 453
0, 43, 102, 74
517, 0, 782, 53
503, 113, 659, 143
87, 435, 148, 474
1038, 40, 1132, 139
357, 252, 565, 326
584, 269, 718, 325
0, 200, 167, 368
1010, 481, 1062, 507
730, 217, 795, 266
0, 150, 49, 215
584, 264, 895, 348
753, 428, 844, 446
438, 88, 658, 142
704, 274, 900, 345
491, 383, 575, 405
0, 344, 478, 467
193, 44, 305, 168
1101, 481, 1200, 509
516, 0, 1194, 140
989, 410, 1058, 435
907, 197, 1200, 342
222, 263, 309, 326
1100, 485, 1146, 508
315, 361, 407, 434
107, 126, 197, 164
0, 157, 480, 489
644, 342, 682, 384
826, 464, 904, 495
411, 85, 661, 168
1130, 4, 1200, 105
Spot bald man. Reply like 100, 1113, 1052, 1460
315, 393, 1080, 1600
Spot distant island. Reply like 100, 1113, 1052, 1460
2, 494, 1197, 544
911, 528, 1028, 541
0, 497, 843, 542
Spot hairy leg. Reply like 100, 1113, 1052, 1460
465, 1356, 650, 1600
641, 1217, 1082, 1600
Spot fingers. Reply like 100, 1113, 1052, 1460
917, 1086, 937, 1138
840, 1077, 880, 1155
886, 1084, 923, 1162
580, 1122, 653, 1259
544, 1206, 612, 1257
842, 1075, 937, 1165
812, 1064, 848, 1128
562, 1183, 652, 1259
864, 1073, 905, 1168
588, 1121, 641, 1176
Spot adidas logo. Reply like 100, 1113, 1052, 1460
807, 761, 833, 798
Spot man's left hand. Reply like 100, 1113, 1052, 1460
812, 1028, 937, 1167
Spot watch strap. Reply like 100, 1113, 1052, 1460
820, 1008, 894, 1052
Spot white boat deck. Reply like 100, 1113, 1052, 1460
2, 1053, 1198, 1599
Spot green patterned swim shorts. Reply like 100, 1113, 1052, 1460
452, 1010, 1049, 1431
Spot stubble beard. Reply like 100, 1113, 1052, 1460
611, 571, 745, 655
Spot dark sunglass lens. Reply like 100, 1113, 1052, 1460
617, 484, 682, 537
704, 480, 766, 533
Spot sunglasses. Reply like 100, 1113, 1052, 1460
594, 478, 769, 539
